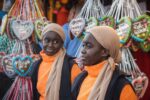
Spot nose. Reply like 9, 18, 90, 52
48, 42, 53, 47
81, 47, 86, 55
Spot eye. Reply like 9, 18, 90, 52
82, 43, 85, 47
87, 43, 92, 48
53, 40, 58, 44
44, 38, 49, 43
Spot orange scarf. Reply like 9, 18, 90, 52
77, 61, 106, 100
37, 51, 57, 100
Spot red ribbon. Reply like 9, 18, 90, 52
3, 76, 33, 100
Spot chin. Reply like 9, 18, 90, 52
45, 52, 56, 56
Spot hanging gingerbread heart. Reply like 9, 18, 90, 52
140, 40, 150, 52
85, 17, 98, 31
98, 16, 115, 28
11, 20, 34, 40
12, 55, 33, 77
35, 19, 50, 40
69, 18, 86, 38
116, 17, 132, 45
132, 15, 150, 42
2, 54, 16, 78
132, 75, 149, 98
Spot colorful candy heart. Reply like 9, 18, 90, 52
35, 19, 49, 40
69, 18, 86, 38
132, 15, 150, 42
132, 74, 149, 98
98, 16, 115, 28
116, 17, 132, 45
12, 55, 33, 77
12, 20, 34, 40
85, 17, 98, 30
2, 54, 16, 78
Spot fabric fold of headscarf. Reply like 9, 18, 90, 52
42, 23, 66, 41
86, 26, 121, 100
45, 48, 66, 100
41, 23, 66, 100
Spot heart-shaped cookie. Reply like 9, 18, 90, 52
12, 20, 34, 40
116, 17, 132, 45
132, 15, 150, 42
35, 19, 49, 40
12, 55, 33, 77
69, 18, 85, 38
85, 17, 98, 31
98, 16, 115, 28
132, 75, 149, 98
2, 54, 16, 78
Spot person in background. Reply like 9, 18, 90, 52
72, 26, 137, 100
31, 23, 81, 100
63, 0, 85, 57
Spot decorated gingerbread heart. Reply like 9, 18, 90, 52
12, 55, 33, 77
2, 54, 16, 78
116, 17, 132, 45
35, 19, 49, 40
69, 18, 86, 38
11, 20, 34, 40
85, 17, 98, 31
132, 15, 150, 42
132, 74, 149, 98
98, 16, 115, 28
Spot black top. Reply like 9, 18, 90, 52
31, 54, 74, 100
71, 68, 135, 100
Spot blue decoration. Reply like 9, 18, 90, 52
12, 55, 33, 77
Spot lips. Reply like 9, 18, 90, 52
45, 48, 55, 53
46, 48, 54, 52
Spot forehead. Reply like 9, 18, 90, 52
43, 31, 61, 40
83, 33, 95, 43
83, 33, 104, 48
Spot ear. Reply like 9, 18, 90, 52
101, 49, 109, 57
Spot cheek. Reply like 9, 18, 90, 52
42, 43, 48, 49
54, 43, 63, 50
88, 48, 102, 61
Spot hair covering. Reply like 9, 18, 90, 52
86, 26, 121, 63
42, 23, 65, 41
85, 26, 122, 100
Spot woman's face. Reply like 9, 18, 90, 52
80, 33, 108, 66
42, 31, 63, 56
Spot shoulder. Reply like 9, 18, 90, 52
30, 58, 42, 76
120, 84, 137, 100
